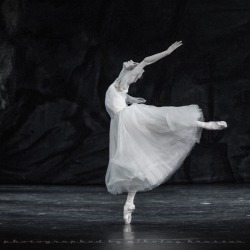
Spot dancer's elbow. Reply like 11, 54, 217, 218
143, 57, 153, 65
139, 58, 152, 68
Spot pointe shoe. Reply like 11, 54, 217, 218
123, 204, 135, 224
208, 121, 227, 130
214, 121, 227, 130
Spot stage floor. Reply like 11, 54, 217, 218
0, 183, 249, 250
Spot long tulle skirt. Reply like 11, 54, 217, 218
105, 103, 204, 195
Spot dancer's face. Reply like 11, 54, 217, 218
123, 60, 138, 70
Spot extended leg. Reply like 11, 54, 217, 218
123, 190, 136, 224
196, 121, 227, 130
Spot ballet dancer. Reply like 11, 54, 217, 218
104, 41, 227, 224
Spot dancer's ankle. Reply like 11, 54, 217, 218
124, 201, 135, 207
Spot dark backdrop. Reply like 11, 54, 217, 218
0, 0, 249, 185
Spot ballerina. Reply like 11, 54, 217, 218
104, 41, 227, 224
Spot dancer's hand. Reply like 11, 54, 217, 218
135, 97, 146, 104
127, 95, 146, 104
166, 41, 183, 54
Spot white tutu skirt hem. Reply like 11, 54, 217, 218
105, 103, 204, 195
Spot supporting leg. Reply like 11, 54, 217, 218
125, 191, 136, 206
196, 121, 227, 130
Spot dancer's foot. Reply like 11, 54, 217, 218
197, 121, 227, 130
123, 203, 135, 224
207, 121, 227, 130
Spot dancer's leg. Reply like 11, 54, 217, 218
196, 121, 227, 130
125, 191, 136, 206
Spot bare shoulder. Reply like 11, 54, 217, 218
131, 66, 145, 79
136, 60, 148, 69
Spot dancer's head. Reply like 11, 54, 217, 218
123, 60, 138, 70
117, 60, 143, 81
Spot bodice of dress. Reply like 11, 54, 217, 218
105, 83, 128, 118
105, 66, 145, 119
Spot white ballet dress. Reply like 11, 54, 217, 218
105, 68, 204, 195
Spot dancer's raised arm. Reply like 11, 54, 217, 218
114, 41, 183, 92
136, 41, 183, 69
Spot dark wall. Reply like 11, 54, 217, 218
0, 0, 249, 185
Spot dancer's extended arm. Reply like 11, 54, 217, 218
136, 41, 183, 69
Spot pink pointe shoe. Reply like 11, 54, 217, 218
123, 204, 135, 224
